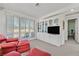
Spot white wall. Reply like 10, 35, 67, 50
37, 10, 79, 46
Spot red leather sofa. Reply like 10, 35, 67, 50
17, 40, 30, 53
27, 48, 51, 56
0, 39, 30, 55
1, 42, 17, 55
4, 51, 21, 56
0, 33, 30, 56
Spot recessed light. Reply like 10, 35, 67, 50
70, 9, 74, 12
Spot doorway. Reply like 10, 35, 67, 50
64, 18, 79, 48
68, 19, 76, 40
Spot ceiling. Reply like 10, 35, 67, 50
0, 3, 77, 18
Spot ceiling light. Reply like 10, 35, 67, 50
70, 9, 74, 12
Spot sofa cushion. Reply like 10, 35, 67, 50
17, 40, 29, 46
2, 47, 16, 55
4, 51, 21, 56
17, 40, 30, 53
1, 42, 17, 48
6, 38, 18, 43
1, 42, 18, 55
27, 48, 51, 56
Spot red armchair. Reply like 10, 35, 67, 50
27, 48, 51, 56
17, 40, 30, 53
4, 51, 21, 56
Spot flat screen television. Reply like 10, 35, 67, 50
48, 26, 60, 34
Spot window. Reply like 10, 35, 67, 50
29, 20, 35, 38
25, 19, 30, 38
6, 15, 35, 39
6, 15, 14, 38
14, 16, 19, 38
20, 18, 26, 38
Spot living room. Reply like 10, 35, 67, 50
0, 3, 79, 57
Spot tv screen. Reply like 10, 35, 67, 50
48, 26, 60, 34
